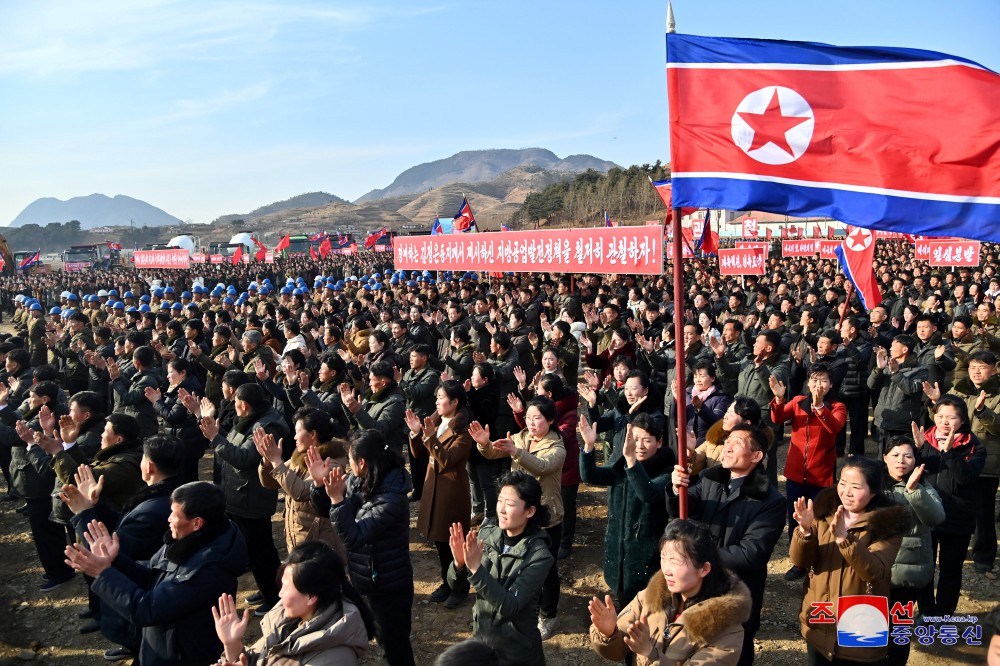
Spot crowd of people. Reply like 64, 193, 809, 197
1, 242, 999, 665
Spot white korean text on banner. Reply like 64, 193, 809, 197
394, 227, 664, 275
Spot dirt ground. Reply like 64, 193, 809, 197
0, 442, 996, 665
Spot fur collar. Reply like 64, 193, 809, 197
700, 460, 772, 500
643, 571, 752, 647
952, 374, 1000, 397
811, 487, 912, 542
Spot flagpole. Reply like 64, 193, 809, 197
667, 0, 688, 519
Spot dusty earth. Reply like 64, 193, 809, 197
0, 445, 996, 665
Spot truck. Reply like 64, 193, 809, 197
62, 244, 121, 272
0, 235, 48, 274
285, 235, 312, 257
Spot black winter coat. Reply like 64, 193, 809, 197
213, 407, 291, 519
666, 462, 785, 628
152, 376, 207, 482
91, 521, 249, 666
71, 477, 183, 649
920, 429, 987, 535
313, 466, 413, 595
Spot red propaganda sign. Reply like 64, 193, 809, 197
264, 251, 275, 264
63, 261, 92, 272
818, 240, 841, 259
209, 254, 225, 264
914, 239, 932, 261
782, 240, 820, 257
719, 247, 766, 275
394, 227, 664, 275
645, 220, 662, 226
373, 246, 391, 253
691, 218, 705, 237
190, 253, 206, 264
734, 242, 768, 251
741, 217, 758, 238
133, 249, 190, 269
929, 240, 981, 266
665, 240, 696, 260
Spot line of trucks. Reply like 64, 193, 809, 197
0, 232, 373, 275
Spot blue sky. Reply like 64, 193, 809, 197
0, 0, 996, 226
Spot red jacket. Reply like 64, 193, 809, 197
770, 395, 847, 487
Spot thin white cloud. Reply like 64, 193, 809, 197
0, 0, 386, 77
147, 83, 272, 124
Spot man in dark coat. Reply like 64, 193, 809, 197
108, 345, 161, 438
64, 434, 186, 661
65, 481, 249, 666
667, 424, 785, 666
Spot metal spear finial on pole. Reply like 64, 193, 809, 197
667, 0, 676, 34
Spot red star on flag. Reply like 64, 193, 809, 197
738, 89, 811, 157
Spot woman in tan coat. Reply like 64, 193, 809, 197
790, 456, 911, 664
589, 518, 752, 665
405, 379, 474, 609
255, 407, 348, 564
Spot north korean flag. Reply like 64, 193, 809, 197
454, 198, 476, 233
18, 251, 40, 270
667, 34, 1000, 242
835, 226, 882, 310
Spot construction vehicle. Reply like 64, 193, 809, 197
62, 243, 121, 272
0, 235, 47, 274
285, 234, 312, 257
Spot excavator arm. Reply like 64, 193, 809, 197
0, 235, 15, 275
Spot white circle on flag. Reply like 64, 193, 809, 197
845, 227, 873, 251
731, 86, 815, 165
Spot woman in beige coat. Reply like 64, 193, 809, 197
255, 407, 348, 564
589, 518, 751, 665
214, 542, 375, 666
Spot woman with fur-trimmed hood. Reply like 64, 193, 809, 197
589, 519, 752, 666
790, 457, 911, 664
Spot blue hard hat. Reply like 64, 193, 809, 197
171, 303, 182, 310
108, 289, 119, 297
49, 306, 62, 315
292, 288, 304, 297
62, 308, 76, 316
280, 286, 292, 295
362, 284, 371, 291
123, 291, 134, 299
373, 283, 382, 290
361, 275, 369, 282
239, 292, 248, 300
113, 301, 124, 309
153, 289, 164, 297
235, 298, 246, 306
139, 304, 151, 313
259, 286, 270, 295
406, 280, 417, 287
164, 287, 174, 295
389, 276, 399, 285
223, 297, 234, 304
140, 295, 151, 303
181, 291, 192, 299
66, 293, 78, 301
127, 306, 139, 313
29, 303, 42, 311
373, 272, 381, 278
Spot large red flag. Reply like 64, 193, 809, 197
231, 245, 243, 265
812, 224, 821, 239
835, 226, 882, 309
666, 34, 1000, 242
319, 237, 332, 258
310, 246, 318, 260
650, 178, 697, 224
765, 227, 773, 240
275, 235, 290, 252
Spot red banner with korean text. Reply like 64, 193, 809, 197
209, 254, 224, 264
782, 240, 820, 257
734, 242, 769, 251
719, 247, 766, 275
394, 227, 664, 275
818, 240, 841, 259
190, 253, 206, 264
929, 240, 981, 266
133, 249, 190, 269
741, 217, 758, 238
